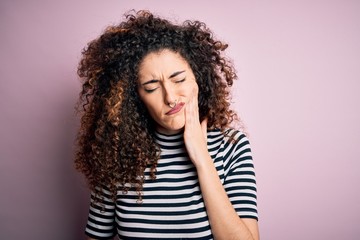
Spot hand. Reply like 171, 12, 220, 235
183, 85, 210, 167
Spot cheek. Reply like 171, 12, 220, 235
183, 80, 198, 97
141, 96, 162, 115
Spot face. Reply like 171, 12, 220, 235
137, 49, 198, 135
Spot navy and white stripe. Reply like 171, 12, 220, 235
85, 128, 258, 239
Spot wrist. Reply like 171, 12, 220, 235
193, 153, 214, 172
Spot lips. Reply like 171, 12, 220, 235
166, 102, 185, 115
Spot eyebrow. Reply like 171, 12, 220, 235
142, 79, 159, 86
141, 70, 186, 86
169, 70, 185, 78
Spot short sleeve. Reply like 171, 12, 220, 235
85, 186, 117, 239
223, 131, 258, 220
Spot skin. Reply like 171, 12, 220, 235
89, 49, 259, 239
138, 49, 260, 240
137, 49, 198, 135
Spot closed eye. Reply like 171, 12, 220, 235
141, 79, 159, 93
175, 78, 185, 83
144, 87, 158, 93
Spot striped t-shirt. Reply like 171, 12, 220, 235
85, 128, 258, 239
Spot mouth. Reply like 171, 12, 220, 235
165, 102, 185, 115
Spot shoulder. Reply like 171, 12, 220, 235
207, 128, 249, 145
207, 128, 251, 160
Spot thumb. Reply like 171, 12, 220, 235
201, 118, 208, 141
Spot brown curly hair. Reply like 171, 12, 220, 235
75, 10, 239, 203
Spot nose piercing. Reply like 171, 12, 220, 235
169, 100, 178, 108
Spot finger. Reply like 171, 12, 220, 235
185, 84, 199, 123
201, 118, 208, 141
191, 84, 199, 119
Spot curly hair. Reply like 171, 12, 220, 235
75, 10, 239, 203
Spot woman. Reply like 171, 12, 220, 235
75, 10, 259, 240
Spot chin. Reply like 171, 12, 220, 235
157, 122, 185, 135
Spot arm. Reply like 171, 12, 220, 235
183, 87, 259, 240
87, 238, 115, 240
85, 187, 117, 240
87, 239, 114, 240
195, 153, 259, 240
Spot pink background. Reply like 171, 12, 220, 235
1, 0, 359, 239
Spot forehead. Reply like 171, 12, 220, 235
138, 49, 190, 76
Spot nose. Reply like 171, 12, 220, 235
163, 84, 177, 107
